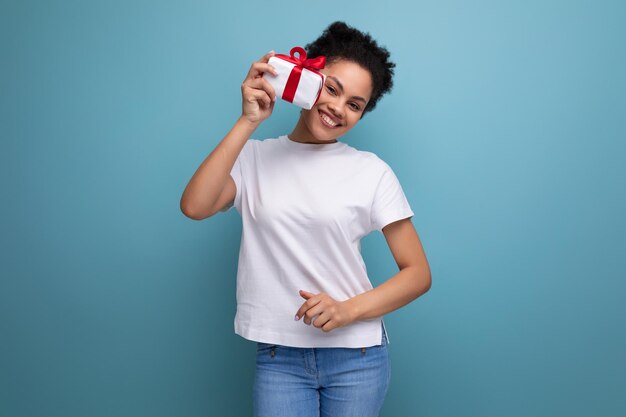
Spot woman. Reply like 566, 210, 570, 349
181, 21, 431, 417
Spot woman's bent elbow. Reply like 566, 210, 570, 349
422, 272, 432, 294
180, 202, 211, 221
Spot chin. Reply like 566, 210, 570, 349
307, 111, 344, 141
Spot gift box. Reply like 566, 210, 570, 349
264, 46, 326, 110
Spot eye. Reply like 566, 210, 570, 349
326, 85, 336, 95
349, 103, 360, 111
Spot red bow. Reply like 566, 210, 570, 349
275, 46, 326, 71
275, 47, 326, 104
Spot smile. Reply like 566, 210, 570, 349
319, 110, 341, 128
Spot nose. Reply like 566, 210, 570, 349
327, 100, 345, 120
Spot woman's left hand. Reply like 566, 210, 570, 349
295, 290, 355, 332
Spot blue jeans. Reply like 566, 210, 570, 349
252, 325, 390, 417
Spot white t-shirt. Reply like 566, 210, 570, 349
223, 134, 414, 348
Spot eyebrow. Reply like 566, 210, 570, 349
327, 76, 368, 104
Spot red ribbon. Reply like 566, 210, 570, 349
274, 47, 326, 104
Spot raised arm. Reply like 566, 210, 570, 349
180, 51, 278, 220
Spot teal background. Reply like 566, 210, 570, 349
2, 0, 624, 416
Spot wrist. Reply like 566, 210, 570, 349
237, 114, 261, 132
237, 115, 262, 131
344, 297, 362, 324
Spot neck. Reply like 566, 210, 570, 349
289, 113, 337, 144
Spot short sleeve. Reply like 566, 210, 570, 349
370, 162, 415, 233
220, 139, 251, 213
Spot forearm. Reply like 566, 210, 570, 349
180, 116, 259, 218
346, 265, 431, 322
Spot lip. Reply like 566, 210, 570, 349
318, 110, 342, 128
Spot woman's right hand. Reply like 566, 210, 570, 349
241, 51, 278, 124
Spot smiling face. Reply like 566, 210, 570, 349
288, 59, 373, 144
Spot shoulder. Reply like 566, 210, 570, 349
246, 137, 276, 147
251, 136, 282, 144
343, 145, 392, 174
248, 136, 283, 149
240, 136, 281, 156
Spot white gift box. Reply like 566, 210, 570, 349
263, 47, 326, 110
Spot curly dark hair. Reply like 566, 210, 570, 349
304, 21, 395, 117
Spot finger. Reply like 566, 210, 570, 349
246, 61, 278, 81
305, 313, 319, 326
242, 85, 271, 106
321, 320, 336, 332
312, 311, 331, 328
299, 290, 314, 298
243, 86, 272, 109
258, 50, 276, 63
253, 62, 279, 78
303, 304, 325, 325
295, 303, 310, 322
295, 297, 321, 321
246, 77, 277, 102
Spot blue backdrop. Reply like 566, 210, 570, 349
2, 0, 624, 416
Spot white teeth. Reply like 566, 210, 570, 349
320, 112, 338, 127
